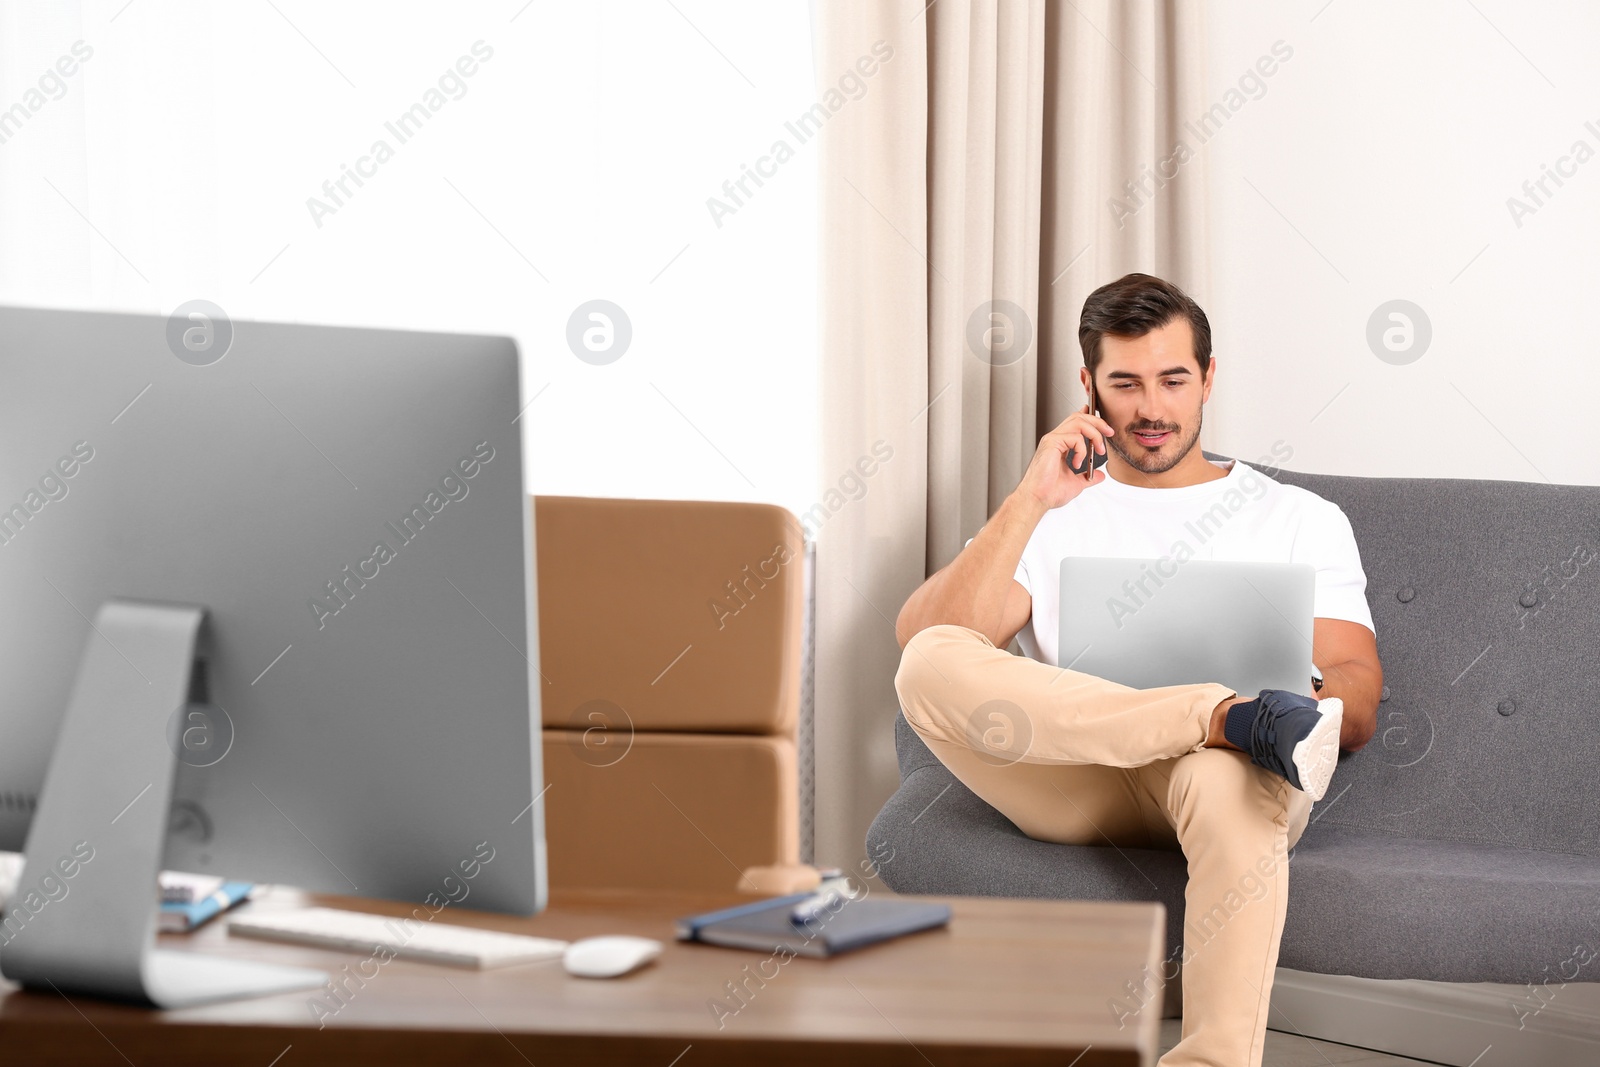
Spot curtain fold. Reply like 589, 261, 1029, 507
1036, 1, 1213, 434
925, 0, 1046, 563
812, 0, 1211, 872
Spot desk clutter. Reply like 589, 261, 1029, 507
159, 874, 254, 933
0, 860, 254, 935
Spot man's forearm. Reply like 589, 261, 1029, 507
895, 490, 1047, 648
1318, 659, 1382, 750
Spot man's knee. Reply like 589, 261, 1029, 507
895, 623, 977, 703
1169, 750, 1291, 837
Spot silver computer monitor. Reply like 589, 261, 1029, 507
0, 305, 545, 1006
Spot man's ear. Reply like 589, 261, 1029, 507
1200, 356, 1216, 405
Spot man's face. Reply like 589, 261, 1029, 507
1086, 318, 1212, 476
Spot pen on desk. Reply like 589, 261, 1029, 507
676, 891, 814, 941
789, 887, 846, 925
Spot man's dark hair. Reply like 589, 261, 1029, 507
1078, 272, 1212, 381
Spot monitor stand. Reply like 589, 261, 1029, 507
0, 600, 328, 1008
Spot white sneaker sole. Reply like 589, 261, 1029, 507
1290, 697, 1343, 801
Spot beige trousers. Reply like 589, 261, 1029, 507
894, 624, 1313, 1067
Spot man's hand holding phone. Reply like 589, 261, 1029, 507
1019, 403, 1114, 511
898, 399, 1111, 650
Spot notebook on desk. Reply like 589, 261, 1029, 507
676, 893, 952, 958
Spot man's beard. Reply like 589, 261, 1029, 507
1108, 406, 1204, 475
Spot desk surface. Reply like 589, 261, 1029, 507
0, 886, 1165, 1066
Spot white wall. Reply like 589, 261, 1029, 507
0, 0, 818, 517
1200, 0, 1598, 487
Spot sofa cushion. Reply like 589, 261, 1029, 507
534, 495, 804, 735
1279, 826, 1600, 983
874, 714, 1600, 984
543, 730, 797, 892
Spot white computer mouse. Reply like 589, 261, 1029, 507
562, 935, 663, 978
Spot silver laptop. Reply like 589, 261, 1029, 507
1058, 556, 1315, 696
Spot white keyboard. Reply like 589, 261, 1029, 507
228, 906, 569, 969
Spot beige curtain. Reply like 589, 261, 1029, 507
811, 0, 1212, 871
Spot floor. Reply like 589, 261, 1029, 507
1158, 1019, 1449, 1066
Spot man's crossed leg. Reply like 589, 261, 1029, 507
894, 623, 1315, 1067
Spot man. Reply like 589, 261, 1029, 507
892, 272, 1382, 1067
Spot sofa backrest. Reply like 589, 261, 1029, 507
534, 495, 804, 735
1266, 465, 1600, 856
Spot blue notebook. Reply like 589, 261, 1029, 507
159, 881, 253, 933
676, 893, 951, 958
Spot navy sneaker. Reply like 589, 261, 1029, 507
1222, 689, 1344, 801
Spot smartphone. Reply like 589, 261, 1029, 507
1067, 377, 1108, 478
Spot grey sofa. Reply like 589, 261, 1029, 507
869, 461, 1600, 1061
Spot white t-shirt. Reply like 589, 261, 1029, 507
969, 459, 1374, 666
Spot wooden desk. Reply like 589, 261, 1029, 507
0, 887, 1166, 1066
